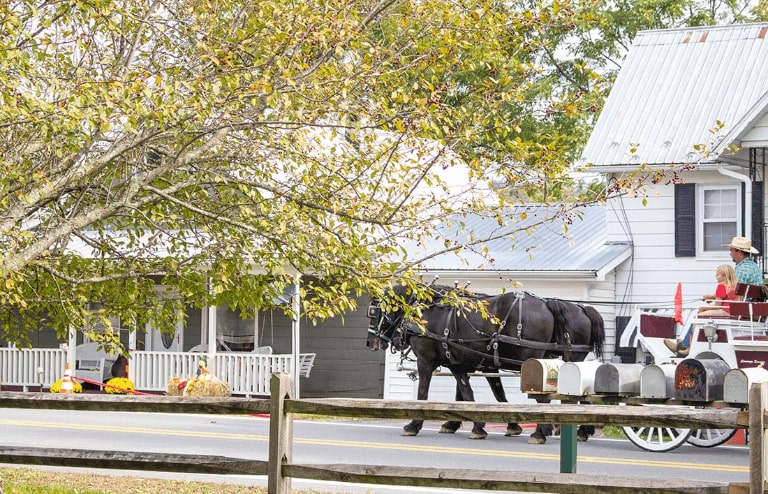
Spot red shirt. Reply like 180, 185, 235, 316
715, 283, 738, 313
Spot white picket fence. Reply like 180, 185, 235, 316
0, 348, 314, 397
0, 348, 68, 391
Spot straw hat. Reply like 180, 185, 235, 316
724, 236, 759, 254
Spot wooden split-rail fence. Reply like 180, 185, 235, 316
0, 373, 766, 493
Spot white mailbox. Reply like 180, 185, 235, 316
723, 366, 768, 404
640, 363, 677, 399
557, 360, 603, 396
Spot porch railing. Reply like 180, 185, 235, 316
128, 351, 295, 397
0, 348, 67, 392
0, 348, 309, 397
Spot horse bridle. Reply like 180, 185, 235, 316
367, 299, 405, 346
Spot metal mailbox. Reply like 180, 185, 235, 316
594, 362, 644, 396
640, 363, 678, 399
520, 358, 565, 393
674, 358, 731, 401
723, 366, 768, 404
557, 360, 603, 396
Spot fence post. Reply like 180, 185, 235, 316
560, 424, 577, 473
268, 372, 294, 494
749, 381, 767, 494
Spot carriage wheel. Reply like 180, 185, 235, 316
684, 401, 739, 448
622, 425, 691, 452
686, 428, 737, 448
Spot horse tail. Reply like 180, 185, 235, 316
582, 305, 605, 359
544, 298, 572, 359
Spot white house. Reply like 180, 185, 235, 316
580, 22, 768, 356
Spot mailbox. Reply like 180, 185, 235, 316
520, 358, 565, 393
674, 358, 731, 401
723, 366, 768, 404
557, 360, 603, 396
640, 363, 677, 399
594, 362, 644, 396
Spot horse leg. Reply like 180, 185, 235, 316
449, 370, 488, 439
402, 360, 436, 437
485, 375, 522, 437
577, 425, 595, 442
573, 397, 594, 441
439, 383, 463, 434
528, 396, 555, 445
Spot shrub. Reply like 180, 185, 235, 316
49, 379, 82, 393
105, 376, 135, 394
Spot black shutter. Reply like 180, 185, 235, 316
675, 183, 696, 257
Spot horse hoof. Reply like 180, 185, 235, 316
469, 431, 488, 440
401, 428, 419, 436
505, 425, 523, 436
439, 421, 461, 434
528, 434, 547, 445
577, 434, 589, 442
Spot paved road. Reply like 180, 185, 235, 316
0, 408, 750, 493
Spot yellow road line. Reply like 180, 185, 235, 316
0, 419, 748, 473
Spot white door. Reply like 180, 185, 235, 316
146, 320, 182, 352
145, 286, 183, 352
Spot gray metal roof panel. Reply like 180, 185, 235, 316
582, 23, 768, 168
411, 205, 630, 272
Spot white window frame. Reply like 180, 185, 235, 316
696, 184, 741, 257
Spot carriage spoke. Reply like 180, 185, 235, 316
623, 425, 691, 452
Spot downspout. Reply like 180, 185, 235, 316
718, 164, 752, 239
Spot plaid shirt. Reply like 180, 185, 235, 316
736, 258, 763, 285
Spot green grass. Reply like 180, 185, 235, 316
601, 425, 628, 439
0, 467, 335, 494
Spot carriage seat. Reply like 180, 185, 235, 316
74, 342, 117, 387
735, 283, 766, 302
693, 284, 768, 322
726, 301, 768, 322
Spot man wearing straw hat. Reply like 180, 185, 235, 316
725, 236, 763, 285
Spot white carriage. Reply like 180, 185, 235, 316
609, 283, 768, 451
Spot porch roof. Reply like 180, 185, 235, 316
410, 205, 631, 277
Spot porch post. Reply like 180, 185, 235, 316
291, 276, 301, 398
66, 326, 76, 368
206, 303, 217, 355
206, 276, 217, 366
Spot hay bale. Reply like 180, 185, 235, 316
167, 372, 231, 397
183, 376, 230, 397
166, 377, 185, 396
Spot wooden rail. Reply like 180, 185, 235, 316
0, 376, 765, 493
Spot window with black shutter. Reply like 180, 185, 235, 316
674, 184, 696, 257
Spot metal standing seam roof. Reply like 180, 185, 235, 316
581, 23, 768, 169
412, 205, 631, 273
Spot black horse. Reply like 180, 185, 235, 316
367, 284, 604, 444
